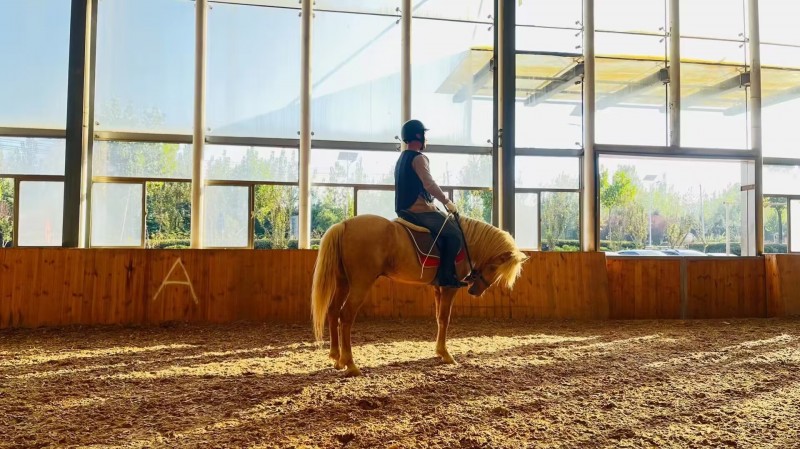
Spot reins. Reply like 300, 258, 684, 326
451, 213, 488, 286
418, 210, 488, 288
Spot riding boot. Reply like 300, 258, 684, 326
437, 237, 467, 288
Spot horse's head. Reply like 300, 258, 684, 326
466, 250, 529, 297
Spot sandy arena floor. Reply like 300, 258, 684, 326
1, 318, 799, 448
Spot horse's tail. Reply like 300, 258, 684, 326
311, 222, 345, 343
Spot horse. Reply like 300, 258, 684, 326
310, 213, 528, 377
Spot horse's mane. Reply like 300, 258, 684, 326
458, 216, 527, 290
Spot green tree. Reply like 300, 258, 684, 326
665, 213, 697, 248
145, 182, 191, 247
599, 167, 640, 249
0, 178, 13, 247
311, 187, 353, 239
624, 203, 648, 248
455, 155, 493, 223
254, 185, 298, 249
455, 189, 492, 223
764, 198, 787, 245
540, 189, 579, 250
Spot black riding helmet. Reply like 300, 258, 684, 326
401, 119, 428, 144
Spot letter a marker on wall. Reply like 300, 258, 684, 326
152, 258, 199, 305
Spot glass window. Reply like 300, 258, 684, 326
356, 189, 395, 220
0, 0, 70, 129
516, 54, 583, 149
425, 153, 492, 187
596, 32, 666, 58
596, 0, 665, 34
595, 56, 667, 146
311, 149, 397, 184
453, 189, 492, 223
315, 0, 399, 15
599, 156, 743, 253
254, 184, 298, 249
313, 11, 401, 143
17, 181, 63, 247
759, 0, 800, 46
792, 200, 800, 252
0, 138, 65, 176
95, 0, 195, 133
207, 4, 300, 139
517, 0, 581, 28
515, 192, 539, 250
764, 165, 800, 195
680, 62, 748, 149
680, 0, 746, 41
412, 18, 494, 146
517, 26, 582, 54
205, 146, 298, 182
91, 183, 143, 247
541, 191, 580, 251
763, 197, 788, 253
0, 178, 12, 247
93, 141, 192, 179
204, 185, 249, 248
224, 0, 298, 8
312, 186, 353, 239
762, 44, 800, 68
515, 156, 580, 189
411, 0, 493, 22
678, 0, 747, 150
681, 38, 746, 63
762, 67, 800, 159
145, 181, 191, 248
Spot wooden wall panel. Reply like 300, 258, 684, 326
0, 249, 9, 327
766, 254, 800, 317
0, 249, 790, 329
606, 258, 681, 319
508, 252, 609, 319
685, 258, 766, 319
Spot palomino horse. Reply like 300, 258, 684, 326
311, 213, 528, 377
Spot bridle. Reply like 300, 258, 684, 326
452, 212, 491, 288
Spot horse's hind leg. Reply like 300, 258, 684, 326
435, 287, 458, 364
328, 284, 348, 369
338, 282, 372, 377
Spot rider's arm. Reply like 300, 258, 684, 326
412, 155, 450, 205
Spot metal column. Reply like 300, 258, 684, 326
298, 0, 313, 249
492, 0, 500, 227
63, 0, 97, 248
401, 0, 411, 125
581, 0, 597, 251
748, 0, 764, 255
190, 0, 208, 248
499, 0, 516, 235
668, 0, 680, 147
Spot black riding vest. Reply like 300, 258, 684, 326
394, 150, 433, 212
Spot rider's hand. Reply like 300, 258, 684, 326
445, 201, 458, 214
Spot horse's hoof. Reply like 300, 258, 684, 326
333, 360, 346, 370
438, 352, 457, 364
344, 366, 363, 377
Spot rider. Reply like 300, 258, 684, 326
394, 119, 467, 288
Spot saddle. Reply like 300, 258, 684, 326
394, 217, 466, 269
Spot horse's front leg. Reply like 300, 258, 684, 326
435, 287, 458, 364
